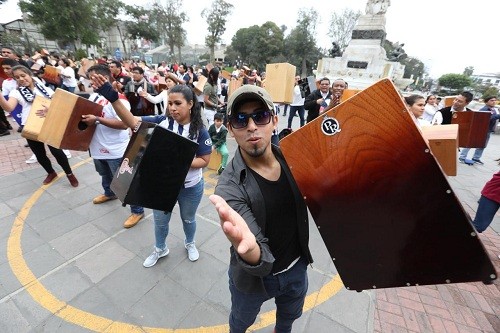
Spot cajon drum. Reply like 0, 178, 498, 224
156, 76, 167, 93
420, 124, 458, 176
42, 65, 61, 86
340, 89, 361, 102
21, 95, 51, 141
194, 75, 208, 96
111, 122, 198, 212
77, 59, 95, 78
264, 63, 296, 104
443, 95, 456, 107
37, 88, 103, 151
207, 149, 222, 170
228, 78, 243, 97
451, 111, 490, 148
280, 78, 496, 291
220, 70, 232, 80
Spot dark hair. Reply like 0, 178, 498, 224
168, 84, 204, 139
2, 46, 18, 55
425, 94, 436, 104
460, 91, 473, 103
214, 112, 224, 121
87, 64, 112, 81
11, 65, 33, 77
484, 96, 498, 103
109, 60, 122, 68
207, 67, 219, 86
2, 58, 19, 67
131, 66, 144, 74
404, 94, 424, 106
319, 77, 330, 84
61, 58, 70, 66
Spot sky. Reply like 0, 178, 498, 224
1, 0, 499, 79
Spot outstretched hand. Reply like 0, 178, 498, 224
90, 74, 119, 103
209, 194, 260, 264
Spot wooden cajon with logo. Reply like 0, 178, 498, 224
37, 88, 103, 151
280, 79, 496, 291
420, 124, 458, 176
264, 63, 296, 104
21, 95, 51, 141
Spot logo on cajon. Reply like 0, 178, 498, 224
321, 116, 341, 136
117, 158, 134, 177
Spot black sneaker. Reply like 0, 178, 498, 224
0, 130, 10, 136
472, 158, 484, 165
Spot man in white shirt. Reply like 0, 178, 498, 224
288, 76, 305, 128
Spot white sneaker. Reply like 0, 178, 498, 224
143, 247, 169, 268
26, 154, 37, 164
185, 242, 199, 261
63, 150, 72, 158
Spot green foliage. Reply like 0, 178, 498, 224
284, 8, 321, 76
123, 5, 160, 43
230, 22, 284, 70
463, 66, 474, 77
74, 48, 88, 60
438, 73, 472, 90
401, 57, 425, 79
328, 8, 361, 53
482, 87, 499, 100
202, 0, 234, 62
150, 0, 188, 62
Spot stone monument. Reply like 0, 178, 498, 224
315, 0, 412, 90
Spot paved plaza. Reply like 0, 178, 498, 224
0, 110, 499, 332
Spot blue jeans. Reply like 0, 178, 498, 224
228, 257, 308, 333
62, 85, 75, 93
93, 158, 143, 214
152, 179, 204, 250
460, 131, 491, 160
287, 105, 305, 128
473, 195, 499, 233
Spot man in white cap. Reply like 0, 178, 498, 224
210, 85, 313, 333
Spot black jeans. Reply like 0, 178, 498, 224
27, 139, 72, 175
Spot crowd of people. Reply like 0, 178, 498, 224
2, 43, 500, 332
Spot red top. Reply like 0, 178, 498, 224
481, 171, 500, 203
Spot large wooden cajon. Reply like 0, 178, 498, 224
42, 65, 61, 86
220, 70, 232, 80
111, 122, 198, 212
207, 149, 222, 170
21, 95, 51, 141
451, 111, 490, 148
443, 95, 456, 107
228, 78, 243, 97
264, 63, 296, 104
37, 88, 103, 151
340, 89, 361, 102
194, 75, 208, 96
420, 124, 458, 176
280, 79, 496, 291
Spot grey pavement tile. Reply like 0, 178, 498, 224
57, 186, 104, 210
22, 243, 67, 278
0, 181, 41, 202
127, 276, 200, 328
40, 264, 93, 303
316, 288, 375, 333
0, 173, 32, 189
19, 224, 46, 255
177, 299, 228, 329
49, 223, 109, 260
74, 239, 135, 284
0, 298, 31, 333
31, 315, 95, 333
11, 289, 53, 329
0, 261, 23, 297
24, 200, 70, 229
74, 200, 126, 223
199, 229, 231, 264
166, 253, 227, 299
70, 286, 126, 323
89, 204, 132, 235
295, 310, 357, 333
0, 202, 15, 219
113, 217, 155, 257
4, 190, 51, 213
28, 210, 88, 243
97, 257, 169, 314
203, 271, 231, 314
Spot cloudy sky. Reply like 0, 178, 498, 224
1, 0, 499, 78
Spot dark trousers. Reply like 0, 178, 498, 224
27, 139, 72, 175
473, 195, 499, 233
0, 107, 9, 130
228, 257, 308, 333
287, 105, 305, 128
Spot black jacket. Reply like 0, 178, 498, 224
304, 89, 331, 122
439, 106, 472, 125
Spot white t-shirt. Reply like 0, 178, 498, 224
88, 93, 131, 159
61, 66, 77, 87
9, 78, 54, 125
291, 85, 304, 106
2, 78, 17, 96
423, 104, 438, 122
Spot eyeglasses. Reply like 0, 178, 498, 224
229, 110, 272, 129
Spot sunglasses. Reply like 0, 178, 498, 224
229, 110, 272, 129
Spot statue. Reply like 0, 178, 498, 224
388, 42, 406, 62
329, 42, 342, 58
365, 0, 391, 15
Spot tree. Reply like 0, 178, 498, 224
438, 73, 473, 91
202, 0, 233, 63
94, 0, 130, 57
150, 0, 188, 62
401, 57, 425, 80
481, 87, 499, 100
19, 0, 101, 50
463, 66, 474, 77
123, 5, 160, 43
284, 8, 321, 76
230, 25, 260, 64
327, 8, 361, 54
